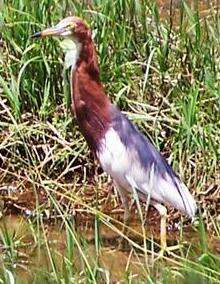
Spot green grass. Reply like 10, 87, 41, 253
0, 0, 220, 283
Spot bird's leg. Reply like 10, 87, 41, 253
151, 201, 182, 258
117, 187, 130, 249
151, 201, 167, 256
118, 187, 130, 230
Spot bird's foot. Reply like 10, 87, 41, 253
155, 244, 183, 260
117, 235, 130, 251
117, 225, 130, 251
117, 236, 126, 250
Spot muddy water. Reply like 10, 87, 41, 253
0, 215, 219, 282
0, 215, 150, 281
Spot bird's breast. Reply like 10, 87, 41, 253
96, 127, 142, 190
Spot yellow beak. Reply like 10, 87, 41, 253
31, 26, 65, 38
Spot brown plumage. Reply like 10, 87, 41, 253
71, 46, 111, 149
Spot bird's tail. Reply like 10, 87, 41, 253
169, 176, 197, 218
156, 174, 197, 218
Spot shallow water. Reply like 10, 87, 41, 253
0, 214, 219, 282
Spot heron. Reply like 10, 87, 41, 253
32, 17, 197, 255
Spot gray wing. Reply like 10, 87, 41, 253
110, 106, 197, 217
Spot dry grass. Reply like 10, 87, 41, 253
0, 0, 220, 282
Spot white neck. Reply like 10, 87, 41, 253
60, 38, 82, 70
60, 38, 82, 115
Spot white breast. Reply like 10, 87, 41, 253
97, 128, 150, 194
97, 127, 142, 191
97, 128, 156, 198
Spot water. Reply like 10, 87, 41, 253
0, 214, 219, 282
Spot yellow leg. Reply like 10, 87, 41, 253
151, 202, 183, 258
151, 202, 167, 256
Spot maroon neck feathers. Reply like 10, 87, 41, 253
71, 37, 111, 150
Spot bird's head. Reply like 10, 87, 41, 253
31, 16, 91, 42
32, 17, 94, 70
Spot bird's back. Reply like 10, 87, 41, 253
97, 105, 197, 217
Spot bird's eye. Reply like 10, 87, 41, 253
68, 23, 76, 29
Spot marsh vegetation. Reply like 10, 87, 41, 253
0, 0, 219, 282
